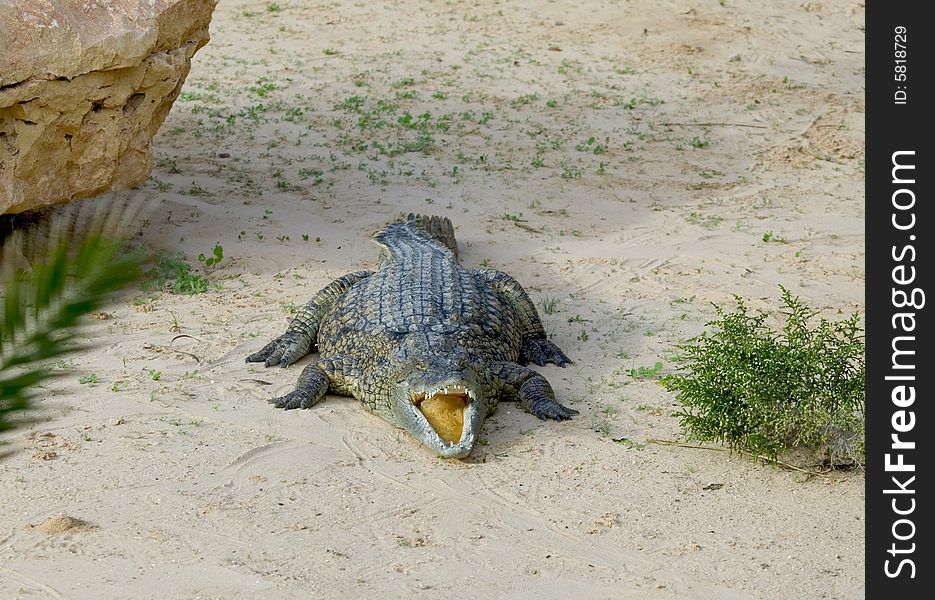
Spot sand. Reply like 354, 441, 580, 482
0, 0, 865, 598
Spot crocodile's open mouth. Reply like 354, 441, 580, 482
411, 385, 475, 444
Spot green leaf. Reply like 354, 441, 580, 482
1, 204, 148, 438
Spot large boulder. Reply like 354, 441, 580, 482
0, 0, 217, 215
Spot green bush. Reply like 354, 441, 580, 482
144, 253, 208, 295
662, 287, 864, 465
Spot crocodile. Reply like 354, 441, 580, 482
246, 214, 577, 458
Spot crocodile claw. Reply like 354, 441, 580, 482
518, 372, 578, 421
269, 389, 315, 410
521, 338, 572, 367
531, 402, 579, 421
246, 331, 312, 368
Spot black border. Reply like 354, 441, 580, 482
866, 2, 933, 596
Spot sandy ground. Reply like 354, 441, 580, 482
1, 0, 865, 598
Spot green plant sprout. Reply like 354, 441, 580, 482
198, 243, 224, 268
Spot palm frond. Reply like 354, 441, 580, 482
0, 199, 150, 434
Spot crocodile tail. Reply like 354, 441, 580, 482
405, 213, 459, 259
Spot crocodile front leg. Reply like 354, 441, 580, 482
246, 270, 373, 367
492, 362, 578, 421
472, 269, 571, 367
270, 358, 347, 410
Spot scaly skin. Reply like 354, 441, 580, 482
246, 214, 577, 458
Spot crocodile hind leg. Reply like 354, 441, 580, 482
472, 269, 571, 367
269, 358, 347, 410
492, 362, 579, 421
246, 270, 372, 368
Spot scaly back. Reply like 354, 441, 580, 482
371, 214, 459, 266
324, 213, 509, 337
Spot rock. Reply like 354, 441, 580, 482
0, 0, 217, 214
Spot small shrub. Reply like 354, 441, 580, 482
662, 287, 864, 465
144, 254, 208, 295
